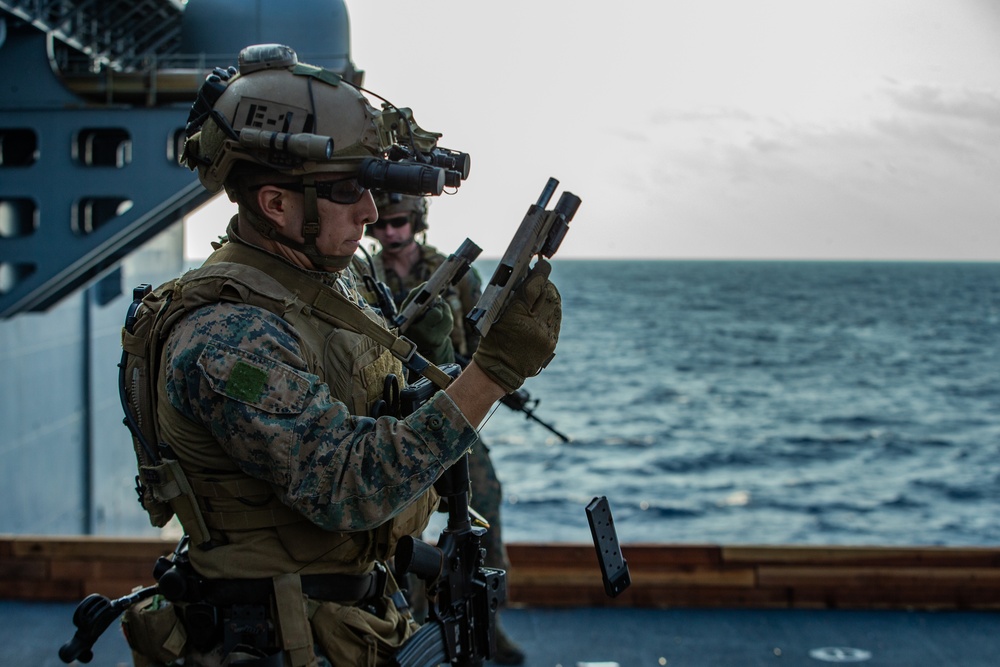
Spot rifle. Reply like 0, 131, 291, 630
398, 363, 462, 416
466, 177, 581, 338
394, 468, 630, 667
500, 388, 570, 442
59, 586, 159, 663
394, 455, 504, 667
58, 537, 190, 664
355, 244, 400, 322
454, 351, 570, 442
395, 238, 482, 333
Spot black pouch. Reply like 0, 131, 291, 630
121, 592, 187, 665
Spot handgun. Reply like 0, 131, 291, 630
466, 177, 581, 338
394, 238, 482, 334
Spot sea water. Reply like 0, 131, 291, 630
464, 260, 1000, 546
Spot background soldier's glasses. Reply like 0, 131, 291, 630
370, 216, 410, 231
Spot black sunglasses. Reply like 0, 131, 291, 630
370, 216, 411, 231
254, 177, 368, 205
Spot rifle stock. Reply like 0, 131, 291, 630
395, 238, 482, 333
466, 177, 581, 338
59, 586, 159, 663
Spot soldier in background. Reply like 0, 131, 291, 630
362, 192, 526, 665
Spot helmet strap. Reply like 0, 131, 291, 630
300, 175, 320, 249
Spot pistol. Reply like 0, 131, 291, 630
394, 238, 482, 334
466, 177, 581, 338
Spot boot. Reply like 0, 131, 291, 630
490, 617, 525, 665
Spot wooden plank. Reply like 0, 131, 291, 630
510, 565, 755, 588
4, 537, 1000, 609
49, 558, 154, 583
507, 544, 595, 566
82, 578, 148, 600
507, 567, 607, 588
8, 536, 173, 560
508, 543, 724, 568
630, 566, 756, 587
0, 579, 82, 601
0, 558, 48, 581
757, 566, 1000, 589
621, 544, 725, 567
724, 545, 1000, 567
48, 560, 100, 582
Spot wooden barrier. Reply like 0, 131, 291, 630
506, 543, 1000, 610
2, 536, 999, 610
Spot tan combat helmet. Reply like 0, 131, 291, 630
180, 44, 468, 268
372, 192, 430, 233
181, 44, 382, 192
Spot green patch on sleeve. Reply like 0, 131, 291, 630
228, 360, 268, 403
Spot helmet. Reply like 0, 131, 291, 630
180, 44, 381, 193
179, 44, 466, 269
371, 192, 429, 234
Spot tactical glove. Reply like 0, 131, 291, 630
401, 286, 455, 365
473, 259, 561, 393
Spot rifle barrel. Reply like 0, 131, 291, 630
523, 408, 570, 442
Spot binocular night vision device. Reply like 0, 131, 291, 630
238, 128, 470, 196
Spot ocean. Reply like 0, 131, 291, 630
457, 260, 1000, 547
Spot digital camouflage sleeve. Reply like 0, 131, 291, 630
162, 301, 479, 532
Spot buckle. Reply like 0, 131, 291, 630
391, 336, 418, 364
371, 562, 388, 600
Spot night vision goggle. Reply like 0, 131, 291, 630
236, 128, 457, 196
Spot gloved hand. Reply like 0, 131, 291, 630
473, 259, 561, 393
401, 286, 455, 365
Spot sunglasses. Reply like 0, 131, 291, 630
255, 177, 368, 205
370, 216, 411, 231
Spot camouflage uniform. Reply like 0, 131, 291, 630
372, 243, 481, 360
367, 244, 508, 574
154, 226, 479, 666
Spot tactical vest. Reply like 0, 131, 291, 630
123, 239, 438, 580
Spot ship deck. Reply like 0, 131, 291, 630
3, 537, 999, 665
5, 600, 999, 666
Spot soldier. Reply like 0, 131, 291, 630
363, 193, 526, 665
365, 194, 481, 360
121, 44, 561, 667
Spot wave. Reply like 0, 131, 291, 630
481, 260, 1000, 546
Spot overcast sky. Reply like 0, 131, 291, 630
186, 0, 1000, 261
